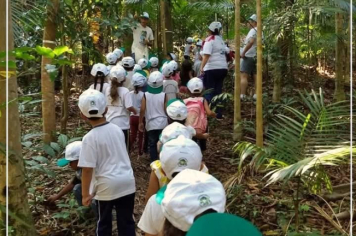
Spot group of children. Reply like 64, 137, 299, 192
48, 47, 262, 236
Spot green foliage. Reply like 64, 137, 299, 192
233, 89, 354, 193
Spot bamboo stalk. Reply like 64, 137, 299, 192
233, 0, 242, 141
256, 0, 263, 147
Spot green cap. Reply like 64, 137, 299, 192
147, 85, 163, 94
187, 213, 262, 236
120, 47, 125, 53
57, 158, 70, 167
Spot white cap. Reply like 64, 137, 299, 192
106, 52, 118, 65
149, 57, 159, 67
91, 63, 109, 76
160, 136, 202, 179
132, 72, 147, 87
140, 12, 149, 19
208, 21, 222, 32
148, 71, 164, 88
138, 58, 149, 69
160, 122, 196, 144
122, 56, 135, 68
161, 169, 226, 232
65, 141, 82, 161
166, 99, 188, 121
78, 89, 107, 118
187, 77, 204, 93
110, 66, 126, 83
169, 53, 177, 61
162, 63, 174, 77
133, 64, 142, 72
186, 37, 194, 43
196, 39, 203, 46
113, 48, 123, 59
168, 60, 178, 71
249, 14, 257, 22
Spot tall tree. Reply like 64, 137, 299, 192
256, 0, 263, 147
41, 0, 60, 142
160, 0, 167, 55
233, 0, 242, 141
0, 0, 36, 234
334, 12, 346, 101
165, 0, 173, 52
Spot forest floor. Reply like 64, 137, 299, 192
21, 69, 354, 236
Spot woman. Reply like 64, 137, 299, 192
200, 21, 228, 120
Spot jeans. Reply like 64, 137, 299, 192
96, 193, 136, 236
130, 116, 144, 154
73, 184, 98, 218
203, 69, 228, 119
148, 129, 163, 162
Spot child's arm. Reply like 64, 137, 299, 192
145, 171, 160, 204
127, 106, 137, 115
48, 181, 75, 203
164, 94, 168, 110
81, 167, 94, 206
204, 99, 216, 118
139, 96, 146, 132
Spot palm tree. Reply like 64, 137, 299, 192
0, 0, 36, 234
41, 0, 60, 143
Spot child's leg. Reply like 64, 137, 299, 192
96, 200, 113, 236
138, 129, 144, 155
114, 193, 136, 236
148, 130, 162, 162
72, 184, 82, 206
129, 116, 138, 152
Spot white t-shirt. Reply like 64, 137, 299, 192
242, 27, 263, 58
132, 23, 154, 61
193, 60, 202, 77
202, 35, 228, 71
130, 90, 144, 117
89, 83, 110, 94
123, 71, 134, 91
145, 92, 168, 131
163, 79, 178, 101
193, 47, 201, 62
105, 87, 133, 130
184, 44, 192, 56
78, 122, 136, 201
138, 194, 165, 235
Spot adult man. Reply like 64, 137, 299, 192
240, 14, 262, 100
132, 12, 154, 62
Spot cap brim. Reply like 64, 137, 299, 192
140, 15, 149, 19
187, 213, 262, 236
57, 158, 70, 167
147, 85, 163, 94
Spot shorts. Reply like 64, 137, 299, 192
240, 57, 256, 75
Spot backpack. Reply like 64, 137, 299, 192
184, 97, 207, 133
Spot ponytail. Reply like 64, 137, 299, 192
134, 86, 139, 94
94, 72, 106, 92
110, 77, 120, 102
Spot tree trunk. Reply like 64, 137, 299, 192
344, 15, 350, 85
60, 23, 68, 134
256, 0, 263, 147
272, 61, 282, 103
0, 0, 36, 234
334, 12, 346, 101
41, 0, 60, 143
233, 0, 242, 141
165, 0, 173, 53
160, 0, 167, 55
121, 4, 132, 56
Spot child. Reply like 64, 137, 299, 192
113, 48, 124, 65
193, 51, 203, 77
138, 58, 151, 77
106, 52, 119, 73
139, 71, 168, 162
149, 57, 159, 73
193, 39, 202, 63
166, 52, 176, 62
122, 56, 135, 91
78, 89, 136, 236
180, 59, 193, 93
161, 169, 226, 235
138, 136, 207, 236
106, 67, 137, 149
129, 72, 147, 155
156, 99, 195, 152
184, 37, 194, 60
185, 77, 216, 150
162, 63, 179, 101
168, 60, 181, 84
48, 141, 84, 206
89, 63, 110, 93
134, 64, 142, 72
